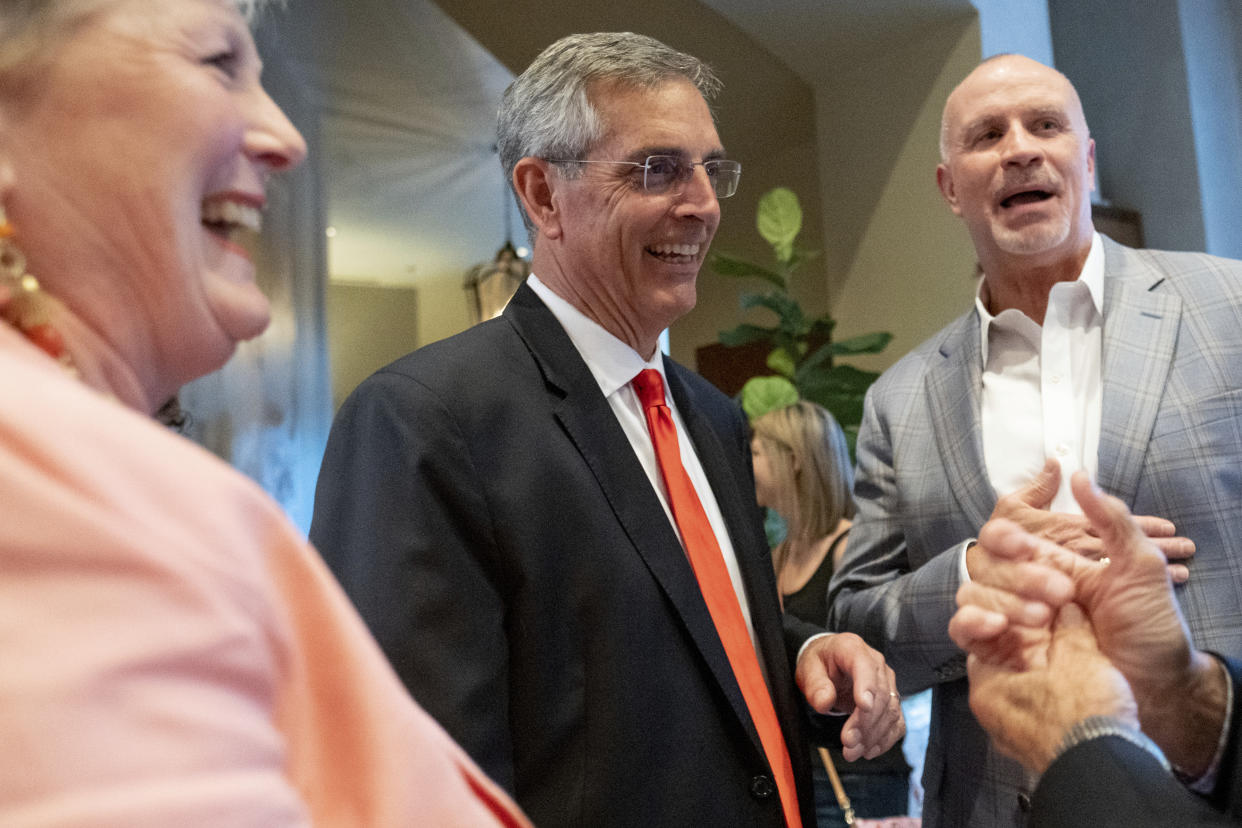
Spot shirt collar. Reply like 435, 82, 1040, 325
526, 273, 662, 398
976, 231, 1105, 363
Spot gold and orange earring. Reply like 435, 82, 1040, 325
0, 202, 73, 371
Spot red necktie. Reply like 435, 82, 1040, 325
631, 369, 801, 828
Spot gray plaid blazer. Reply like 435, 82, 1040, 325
829, 236, 1242, 828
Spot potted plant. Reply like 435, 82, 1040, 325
708, 187, 891, 454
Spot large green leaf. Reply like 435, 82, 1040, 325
830, 331, 893, 355
706, 251, 786, 288
718, 323, 777, 347
786, 246, 822, 274
739, 375, 800, 420
797, 341, 834, 374
801, 388, 868, 430
756, 188, 802, 265
797, 364, 882, 427
798, 363, 883, 394
740, 291, 804, 329
765, 347, 797, 379
798, 331, 891, 376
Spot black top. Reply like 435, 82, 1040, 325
782, 532, 847, 624
784, 529, 910, 776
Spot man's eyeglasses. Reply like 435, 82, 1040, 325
551, 155, 741, 199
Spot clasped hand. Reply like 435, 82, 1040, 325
972, 458, 1194, 583
951, 471, 1224, 777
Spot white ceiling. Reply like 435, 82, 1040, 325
270, 0, 977, 287
699, 0, 974, 82
273, 0, 516, 284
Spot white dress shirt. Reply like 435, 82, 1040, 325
978, 232, 1106, 513
527, 275, 762, 649
959, 233, 1106, 585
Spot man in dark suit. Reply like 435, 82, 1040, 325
309, 32, 902, 828
949, 471, 1242, 826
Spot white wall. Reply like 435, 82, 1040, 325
828, 20, 983, 371
1050, 0, 1208, 252
825, 0, 1067, 372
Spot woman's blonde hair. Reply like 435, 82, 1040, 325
751, 400, 854, 542
0, 1, 265, 83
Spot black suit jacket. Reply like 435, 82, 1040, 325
310, 284, 816, 827
1032, 657, 1242, 826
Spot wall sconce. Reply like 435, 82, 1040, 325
464, 155, 530, 324
464, 237, 529, 323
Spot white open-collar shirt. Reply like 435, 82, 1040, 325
977, 232, 1105, 514
527, 275, 761, 650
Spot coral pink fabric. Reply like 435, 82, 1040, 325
0, 325, 529, 827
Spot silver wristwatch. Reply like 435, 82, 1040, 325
1054, 715, 1171, 772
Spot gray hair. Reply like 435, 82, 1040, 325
497, 32, 721, 236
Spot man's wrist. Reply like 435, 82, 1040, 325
1168, 654, 1232, 790
1134, 650, 1228, 777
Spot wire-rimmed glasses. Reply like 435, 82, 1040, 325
551, 155, 741, 199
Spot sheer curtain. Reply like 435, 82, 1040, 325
180, 21, 332, 534
180, 0, 516, 533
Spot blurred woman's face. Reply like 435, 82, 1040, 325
751, 437, 779, 511
1, 0, 306, 406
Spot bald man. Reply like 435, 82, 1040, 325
828, 54, 1242, 827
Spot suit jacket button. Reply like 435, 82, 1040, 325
1017, 792, 1032, 812
749, 774, 775, 800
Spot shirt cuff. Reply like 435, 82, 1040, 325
959, 539, 977, 584
796, 631, 834, 666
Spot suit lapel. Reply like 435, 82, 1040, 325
503, 286, 761, 752
925, 313, 996, 530
1096, 240, 1182, 504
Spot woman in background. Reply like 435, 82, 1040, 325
0, 1, 527, 825
752, 401, 911, 827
